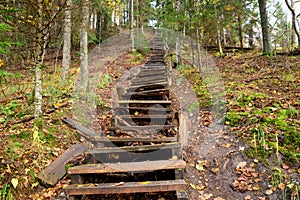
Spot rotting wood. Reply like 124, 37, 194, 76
62, 117, 99, 141
115, 115, 132, 126
37, 143, 87, 186
64, 180, 186, 195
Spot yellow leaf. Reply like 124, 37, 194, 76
141, 181, 151, 185
134, 111, 139, 116
11, 178, 18, 188
189, 183, 196, 189
225, 143, 231, 148
196, 185, 206, 190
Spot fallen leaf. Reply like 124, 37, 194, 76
265, 189, 273, 195
244, 195, 252, 200
278, 183, 285, 190
282, 163, 289, 169
252, 184, 260, 191
239, 146, 245, 151
237, 162, 247, 169
196, 164, 204, 171
196, 185, 206, 190
11, 178, 18, 188
225, 143, 232, 148
140, 181, 149, 185
190, 183, 196, 189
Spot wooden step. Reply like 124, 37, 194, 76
93, 136, 177, 143
88, 143, 180, 154
122, 88, 169, 98
132, 75, 167, 83
117, 125, 174, 131
64, 180, 186, 195
85, 142, 179, 163
68, 160, 186, 174
132, 78, 168, 86
128, 82, 168, 91
114, 106, 172, 112
118, 100, 172, 104
116, 114, 172, 120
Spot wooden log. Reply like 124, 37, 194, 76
64, 180, 186, 195
37, 143, 87, 186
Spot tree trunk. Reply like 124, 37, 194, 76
34, 0, 44, 119
96, 10, 102, 43
285, 0, 300, 49
238, 12, 244, 48
258, 0, 272, 54
248, 19, 255, 48
62, 0, 72, 80
80, 0, 89, 92
130, 0, 134, 50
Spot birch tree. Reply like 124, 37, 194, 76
62, 0, 72, 80
80, 0, 89, 92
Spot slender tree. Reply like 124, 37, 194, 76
80, 0, 89, 92
284, 0, 300, 48
62, 0, 72, 80
258, 0, 272, 54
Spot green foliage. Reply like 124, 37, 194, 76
127, 50, 145, 65
0, 183, 13, 200
0, 101, 21, 125
97, 73, 112, 89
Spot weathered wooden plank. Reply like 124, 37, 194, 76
132, 78, 168, 86
114, 106, 172, 112
68, 160, 186, 174
118, 100, 172, 104
117, 125, 174, 131
179, 111, 188, 148
37, 143, 87, 186
93, 136, 177, 142
130, 82, 168, 89
117, 114, 172, 120
62, 117, 99, 141
87, 143, 181, 154
64, 180, 186, 195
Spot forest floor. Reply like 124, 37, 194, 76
0, 49, 299, 200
